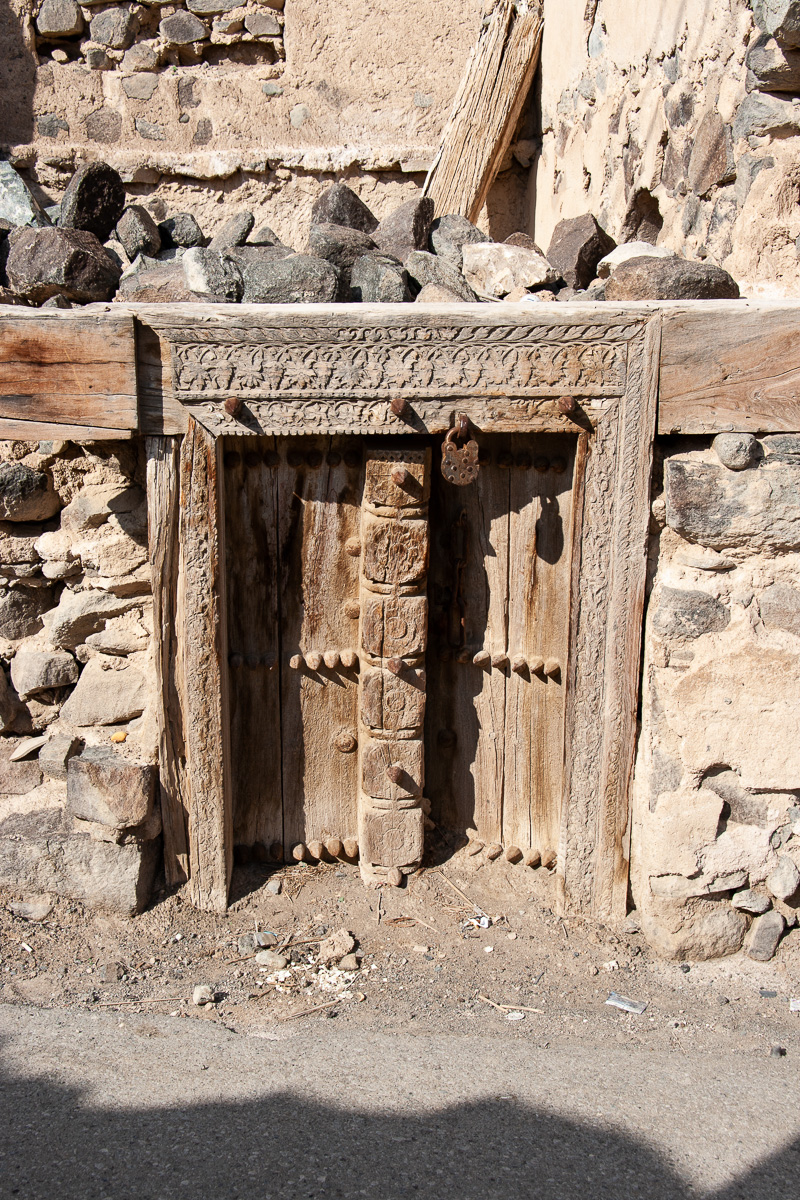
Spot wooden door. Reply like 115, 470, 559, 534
426, 433, 577, 860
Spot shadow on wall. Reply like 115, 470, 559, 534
0, 0, 35, 147
0, 1044, 799, 1199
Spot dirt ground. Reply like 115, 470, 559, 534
2, 846, 800, 1056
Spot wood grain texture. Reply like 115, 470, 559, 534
659, 303, 800, 433
0, 418, 133, 441
177, 419, 233, 912
0, 309, 138, 430
423, 0, 544, 221
146, 435, 189, 886
135, 320, 188, 436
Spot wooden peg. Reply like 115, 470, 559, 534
467, 840, 484, 856
343, 838, 359, 859
529, 656, 545, 675
472, 650, 491, 667
390, 465, 410, 487
307, 840, 326, 861
386, 657, 404, 675
289, 654, 303, 670
387, 867, 403, 887
491, 653, 509, 669
390, 396, 409, 418
511, 655, 527, 675
557, 394, 578, 415
269, 841, 284, 862
325, 838, 344, 858
340, 649, 359, 669
223, 396, 243, 417
228, 653, 244, 670
540, 847, 557, 869
292, 842, 308, 862
345, 537, 361, 557
544, 658, 561, 678
505, 845, 523, 864
486, 843, 503, 860
524, 849, 541, 868
262, 652, 278, 671
305, 651, 323, 671
323, 649, 340, 669
333, 731, 357, 753
386, 764, 404, 784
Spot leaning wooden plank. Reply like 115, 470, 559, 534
146, 436, 189, 887
0, 309, 138, 430
659, 304, 800, 433
177, 419, 233, 911
423, 0, 543, 221
0, 418, 133, 441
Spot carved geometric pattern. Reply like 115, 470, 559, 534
361, 737, 424, 800
360, 667, 427, 733
359, 803, 424, 868
364, 450, 430, 510
362, 514, 429, 586
361, 595, 428, 658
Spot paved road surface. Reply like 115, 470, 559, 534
0, 1002, 797, 1199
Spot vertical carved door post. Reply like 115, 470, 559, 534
357, 449, 431, 884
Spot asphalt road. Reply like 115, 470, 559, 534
1, 1002, 798, 1199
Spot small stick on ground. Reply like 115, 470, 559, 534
478, 994, 543, 1014
98, 997, 184, 1006
438, 872, 487, 917
277, 997, 344, 1022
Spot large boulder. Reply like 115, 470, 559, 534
182, 247, 243, 301
373, 197, 434, 263
310, 183, 378, 235
429, 213, 489, 269
158, 212, 206, 248
746, 33, 800, 90
350, 252, 411, 302
751, 0, 800, 47
59, 656, 149, 727
307, 223, 377, 298
665, 458, 800, 551
58, 162, 125, 243
67, 746, 157, 834
116, 263, 200, 303
239, 253, 339, 303
0, 162, 49, 228
0, 587, 54, 640
462, 242, 559, 297
6, 227, 121, 303
36, 0, 83, 36
10, 648, 79, 699
0, 463, 60, 522
604, 256, 739, 301
404, 250, 477, 301
687, 111, 735, 196
597, 241, 677, 278
732, 91, 800, 140
545, 214, 615, 289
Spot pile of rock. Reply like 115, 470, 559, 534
0, 439, 160, 915
0, 159, 741, 308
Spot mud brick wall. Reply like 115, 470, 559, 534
631, 432, 800, 962
0, 438, 160, 914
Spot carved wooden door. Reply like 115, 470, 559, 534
426, 432, 578, 862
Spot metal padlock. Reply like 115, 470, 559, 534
441, 415, 479, 485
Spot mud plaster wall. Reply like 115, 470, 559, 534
0, 0, 534, 245
631, 434, 800, 961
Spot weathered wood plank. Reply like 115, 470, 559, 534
222, 436, 282, 855
135, 320, 188, 436
0, 310, 138, 430
0, 418, 133, 442
177, 419, 233, 912
659, 304, 800, 434
279, 437, 362, 855
145, 435, 189, 887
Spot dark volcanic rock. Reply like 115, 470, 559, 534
652, 587, 730, 641
209, 211, 255, 250
665, 459, 800, 550
0, 587, 54, 640
374, 196, 434, 262
546, 213, 616, 289
746, 33, 800, 90
350, 252, 411, 302
604, 256, 739, 301
89, 4, 138, 49
429, 213, 489, 269
310, 183, 378, 235
752, 0, 800, 48
307, 222, 377, 298
158, 213, 205, 248
732, 92, 800, 140
116, 263, 201, 303
404, 250, 477, 300
504, 232, 545, 252
687, 111, 735, 196
0, 162, 50, 229
240, 253, 339, 303
159, 10, 208, 42
249, 223, 284, 246
116, 204, 161, 260
182, 247, 243, 301
6, 227, 122, 303
59, 162, 125, 242
0, 462, 61, 522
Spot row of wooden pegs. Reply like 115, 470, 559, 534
292, 838, 359, 862
289, 650, 359, 671
463, 651, 561, 677
467, 841, 557, 868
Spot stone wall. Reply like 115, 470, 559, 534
631, 432, 800, 962
0, 438, 160, 914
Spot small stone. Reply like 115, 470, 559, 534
67, 747, 157, 831
186, 0, 240, 11
122, 73, 159, 101
462, 242, 559, 296
373, 196, 434, 263
244, 10, 280, 35
651, 587, 730, 641
0, 463, 60, 522
182, 247, 243, 301
266, 877, 282, 895
0, 162, 49, 228
135, 119, 166, 142
307, 222, 376, 298
712, 433, 758, 471
158, 213, 205, 248
746, 910, 786, 961
752, 0, 800, 47
732, 889, 772, 914
318, 927, 355, 964
350, 252, 410, 302
404, 250, 476, 300
122, 42, 159, 71
504, 232, 544, 251
746, 34, 800, 92
59, 162, 125, 242
605, 257, 739, 301
665, 458, 800, 550
193, 984, 214, 1006
262, 81, 283, 96
338, 953, 359, 971
36, 0, 83, 37
429, 213, 489, 270
679, 962, 691, 973
43, 589, 139, 649
255, 949, 288, 969
8, 226, 120, 303
9, 735, 47, 762
545, 213, 616, 289
116, 204, 161, 260
767, 854, 800, 901
238, 933, 257, 954
209, 211, 255, 250
0, 588, 54, 640
84, 47, 111, 70
159, 10, 208, 43
415, 282, 466, 302
37, 115, 69, 140
10, 649, 78, 698
759, 582, 800, 636
289, 104, 310, 127
39, 734, 80, 781
596, 241, 677, 278
9, 896, 52, 921
116, 263, 199, 303
249, 223, 283, 246
239, 253, 338, 303
89, 5, 138, 50
770, 1044, 787, 1057
59, 656, 148, 726
310, 183, 378, 235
